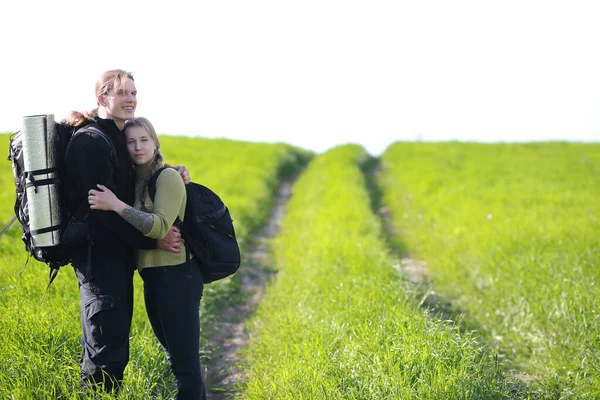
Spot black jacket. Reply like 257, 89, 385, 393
64, 117, 156, 264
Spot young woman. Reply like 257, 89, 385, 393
87, 117, 206, 400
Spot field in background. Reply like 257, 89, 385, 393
379, 142, 600, 398
0, 131, 598, 399
0, 132, 310, 399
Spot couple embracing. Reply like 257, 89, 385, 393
64, 69, 206, 399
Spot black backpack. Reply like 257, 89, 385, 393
148, 167, 241, 283
3, 115, 115, 286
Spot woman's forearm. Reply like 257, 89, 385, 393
116, 202, 154, 235
89, 186, 155, 235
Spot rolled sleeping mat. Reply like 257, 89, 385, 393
22, 114, 62, 248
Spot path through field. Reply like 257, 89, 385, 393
203, 160, 488, 398
204, 177, 294, 399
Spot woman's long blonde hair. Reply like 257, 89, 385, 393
124, 117, 164, 206
67, 69, 134, 127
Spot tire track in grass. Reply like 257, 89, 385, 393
369, 155, 537, 393
204, 177, 295, 399
363, 158, 439, 308
368, 158, 480, 328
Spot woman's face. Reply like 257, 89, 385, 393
126, 126, 156, 166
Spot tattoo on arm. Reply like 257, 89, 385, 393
121, 206, 154, 235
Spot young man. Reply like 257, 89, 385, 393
63, 69, 187, 392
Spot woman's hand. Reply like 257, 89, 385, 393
88, 184, 121, 211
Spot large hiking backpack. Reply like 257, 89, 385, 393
148, 167, 241, 283
4, 114, 115, 285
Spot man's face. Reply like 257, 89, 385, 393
101, 78, 137, 128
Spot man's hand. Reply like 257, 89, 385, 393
165, 163, 191, 185
158, 226, 182, 253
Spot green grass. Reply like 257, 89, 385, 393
378, 142, 600, 398
3, 130, 598, 399
0, 132, 310, 399
241, 144, 521, 399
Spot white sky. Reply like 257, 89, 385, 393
1, 0, 599, 155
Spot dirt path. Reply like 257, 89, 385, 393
204, 178, 294, 399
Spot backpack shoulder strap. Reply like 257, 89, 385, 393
147, 167, 184, 228
66, 124, 118, 167
147, 166, 170, 202
81, 125, 116, 155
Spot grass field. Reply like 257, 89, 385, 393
1, 130, 598, 399
240, 144, 521, 399
0, 132, 310, 399
378, 142, 600, 399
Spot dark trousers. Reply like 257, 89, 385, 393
140, 258, 206, 400
72, 258, 134, 393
